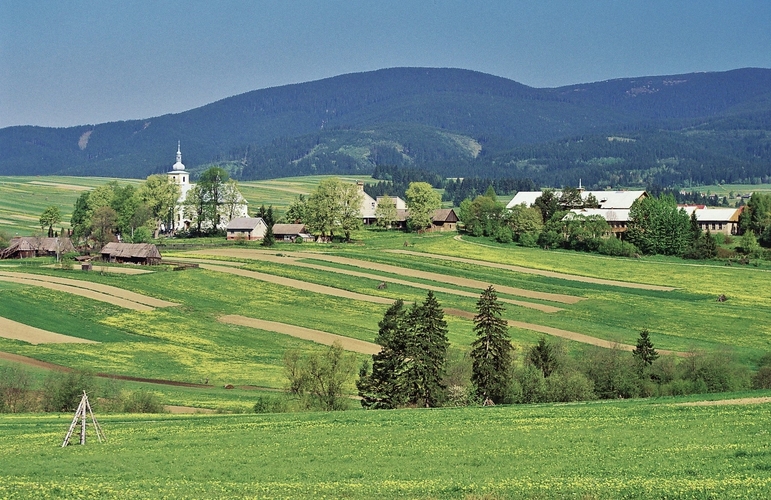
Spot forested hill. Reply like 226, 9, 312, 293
1, 67, 770, 188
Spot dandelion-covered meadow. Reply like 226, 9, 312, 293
2, 399, 771, 498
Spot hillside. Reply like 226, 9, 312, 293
1, 67, 770, 187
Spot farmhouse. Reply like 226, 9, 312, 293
100, 242, 162, 265
272, 224, 314, 242
226, 217, 267, 240
681, 206, 743, 235
358, 182, 408, 225
167, 143, 249, 231
0, 236, 76, 259
565, 208, 632, 236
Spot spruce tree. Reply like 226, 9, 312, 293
357, 299, 408, 409
402, 291, 449, 407
632, 329, 659, 368
470, 286, 513, 403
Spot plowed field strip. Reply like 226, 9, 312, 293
197, 263, 394, 305
0, 271, 177, 308
444, 309, 684, 356
676, 397, 771, 406
0, 317, 98, 344
219, 315, 381, 354
186, 249, 581, 304
0, 275, 154, 311
180, 255, 562, 313
388, 248, 676, 291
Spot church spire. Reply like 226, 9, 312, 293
172, 141, 185, 171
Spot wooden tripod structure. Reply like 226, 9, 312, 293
62, 391, 105, 447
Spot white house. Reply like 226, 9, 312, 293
226, 217, 267, 240
167, 143, 248, 230
506, 190, 647, 210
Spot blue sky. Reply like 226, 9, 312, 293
2, 0, 770, 128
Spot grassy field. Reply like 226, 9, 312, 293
2, 396, 771, 499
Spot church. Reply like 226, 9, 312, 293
167, 143, 248, 231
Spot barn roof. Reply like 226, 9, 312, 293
226, 217, 265, 231
506, 190, 647, 210
272, 224, 308, 235
0, 237, 75, 258
101, 242, 161, 259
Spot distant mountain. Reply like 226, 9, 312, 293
1, 67, 770, 188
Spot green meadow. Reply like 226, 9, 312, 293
2, 398, 771, 499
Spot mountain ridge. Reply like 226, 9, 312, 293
2, 67, 770, 188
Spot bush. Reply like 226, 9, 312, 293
679, 350, 751, 393
294, 236, 304, 244
122, 389, 165, 413
545, 371, 595, 402
597, 237, 639, 257
752, 367, 771, 390
253, 395, 289, 413
42, 371, 98, 412
495, 226, 513, 244
512, 365, 548, 404
581, 346, 640, 399
518, 232, 539, 247
0, 365, 34, 413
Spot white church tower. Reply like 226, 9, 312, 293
167, 142, 193, 230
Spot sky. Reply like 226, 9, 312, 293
1, 0, 770, 129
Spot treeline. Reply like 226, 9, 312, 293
0, 367, 164, 414
365, 164, 443, 199
442, 177, 537, 206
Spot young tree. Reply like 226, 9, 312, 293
70, 191, 92, 240
90, 205, 117, 248
305, 178, 363, 241
284, 195, 308, 224
470, 286, 513, 403
339, 182, 364, 241
402, 291, 449, 407
283, 342, 357, 411
405, 182, 441, 231
219, 178, 244, 224
374, 195, 397, 229
138, 174, 180, 234
357, 299, 409, 408
632, 329, 659, 368
196, 167, 229, 230
527, 337, 559, 378
39, 206, 61, 237
183, 184, 208, 234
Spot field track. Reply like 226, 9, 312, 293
0, 271, 178, 310
0, 317, 97, 344
219, 315, 382, 354
389, 248, 677, 291
178, 254, 563, 313
186, 248, 581, 304
43, 264, 153, 275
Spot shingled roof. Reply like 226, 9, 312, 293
0, 237, 75, 259
101, 242, 161, 260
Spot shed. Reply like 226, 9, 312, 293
226, 217, 267, 240
0, 237, 76, 259
100, 243, 162, 265
272, 224, 314, 242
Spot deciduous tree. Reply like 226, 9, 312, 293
39, 206, 61, 237
405, 182, 441, 231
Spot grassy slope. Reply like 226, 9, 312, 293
1, 398, 771, 499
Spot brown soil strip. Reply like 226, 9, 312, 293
0, 351, 73, 371
0, 317, 98, 344
0, 275, 155, 311
164, 405, 217, 414
219, 315, 381, 355
0, 271, 177, 308
188, 248, 581, 305
676, 397, 771, 406
181, 254, 562, 313
443, 308, 683, 356
197, 263, 394, 305
169, 257, 245, 267
388, 248, 676, 292
27, 181, 91, 191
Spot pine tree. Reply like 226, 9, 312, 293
470, 286, 513, 403
357, 299, 408, 409
402, 291, 449, 407
527, 337, 558, 378
632, 329, 659, 368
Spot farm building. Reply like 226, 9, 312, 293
0, 236, 76, 259
681, 206, 743, 235
272, 224, 314, 242
393, 208, 460, 232
507, 190, 647, 210
100, 242, 162, 265
226, 217, 267, 240
565, 208, 632, 236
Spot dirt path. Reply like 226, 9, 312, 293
0, 271, 177, 309
389, 248, 676, 292
219, 315, 382, 354
43, 264, 153, 275
181, 253, 562, 313
187, 248, 582, 305
443, 308, 683, 356
197, 263, 395, 305
675, 397, 771, 406
0, 317, 98, 344
164, 405, 217, 414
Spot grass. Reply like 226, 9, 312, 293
1, 396, 771, 498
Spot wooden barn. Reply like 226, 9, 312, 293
226, 217, 267, 240
272, 224, 314, 242
0, 236, 76, 259
100, 242, 162, 265
392, 209, 460, 232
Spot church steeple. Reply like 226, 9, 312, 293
172, 141, 185, 171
